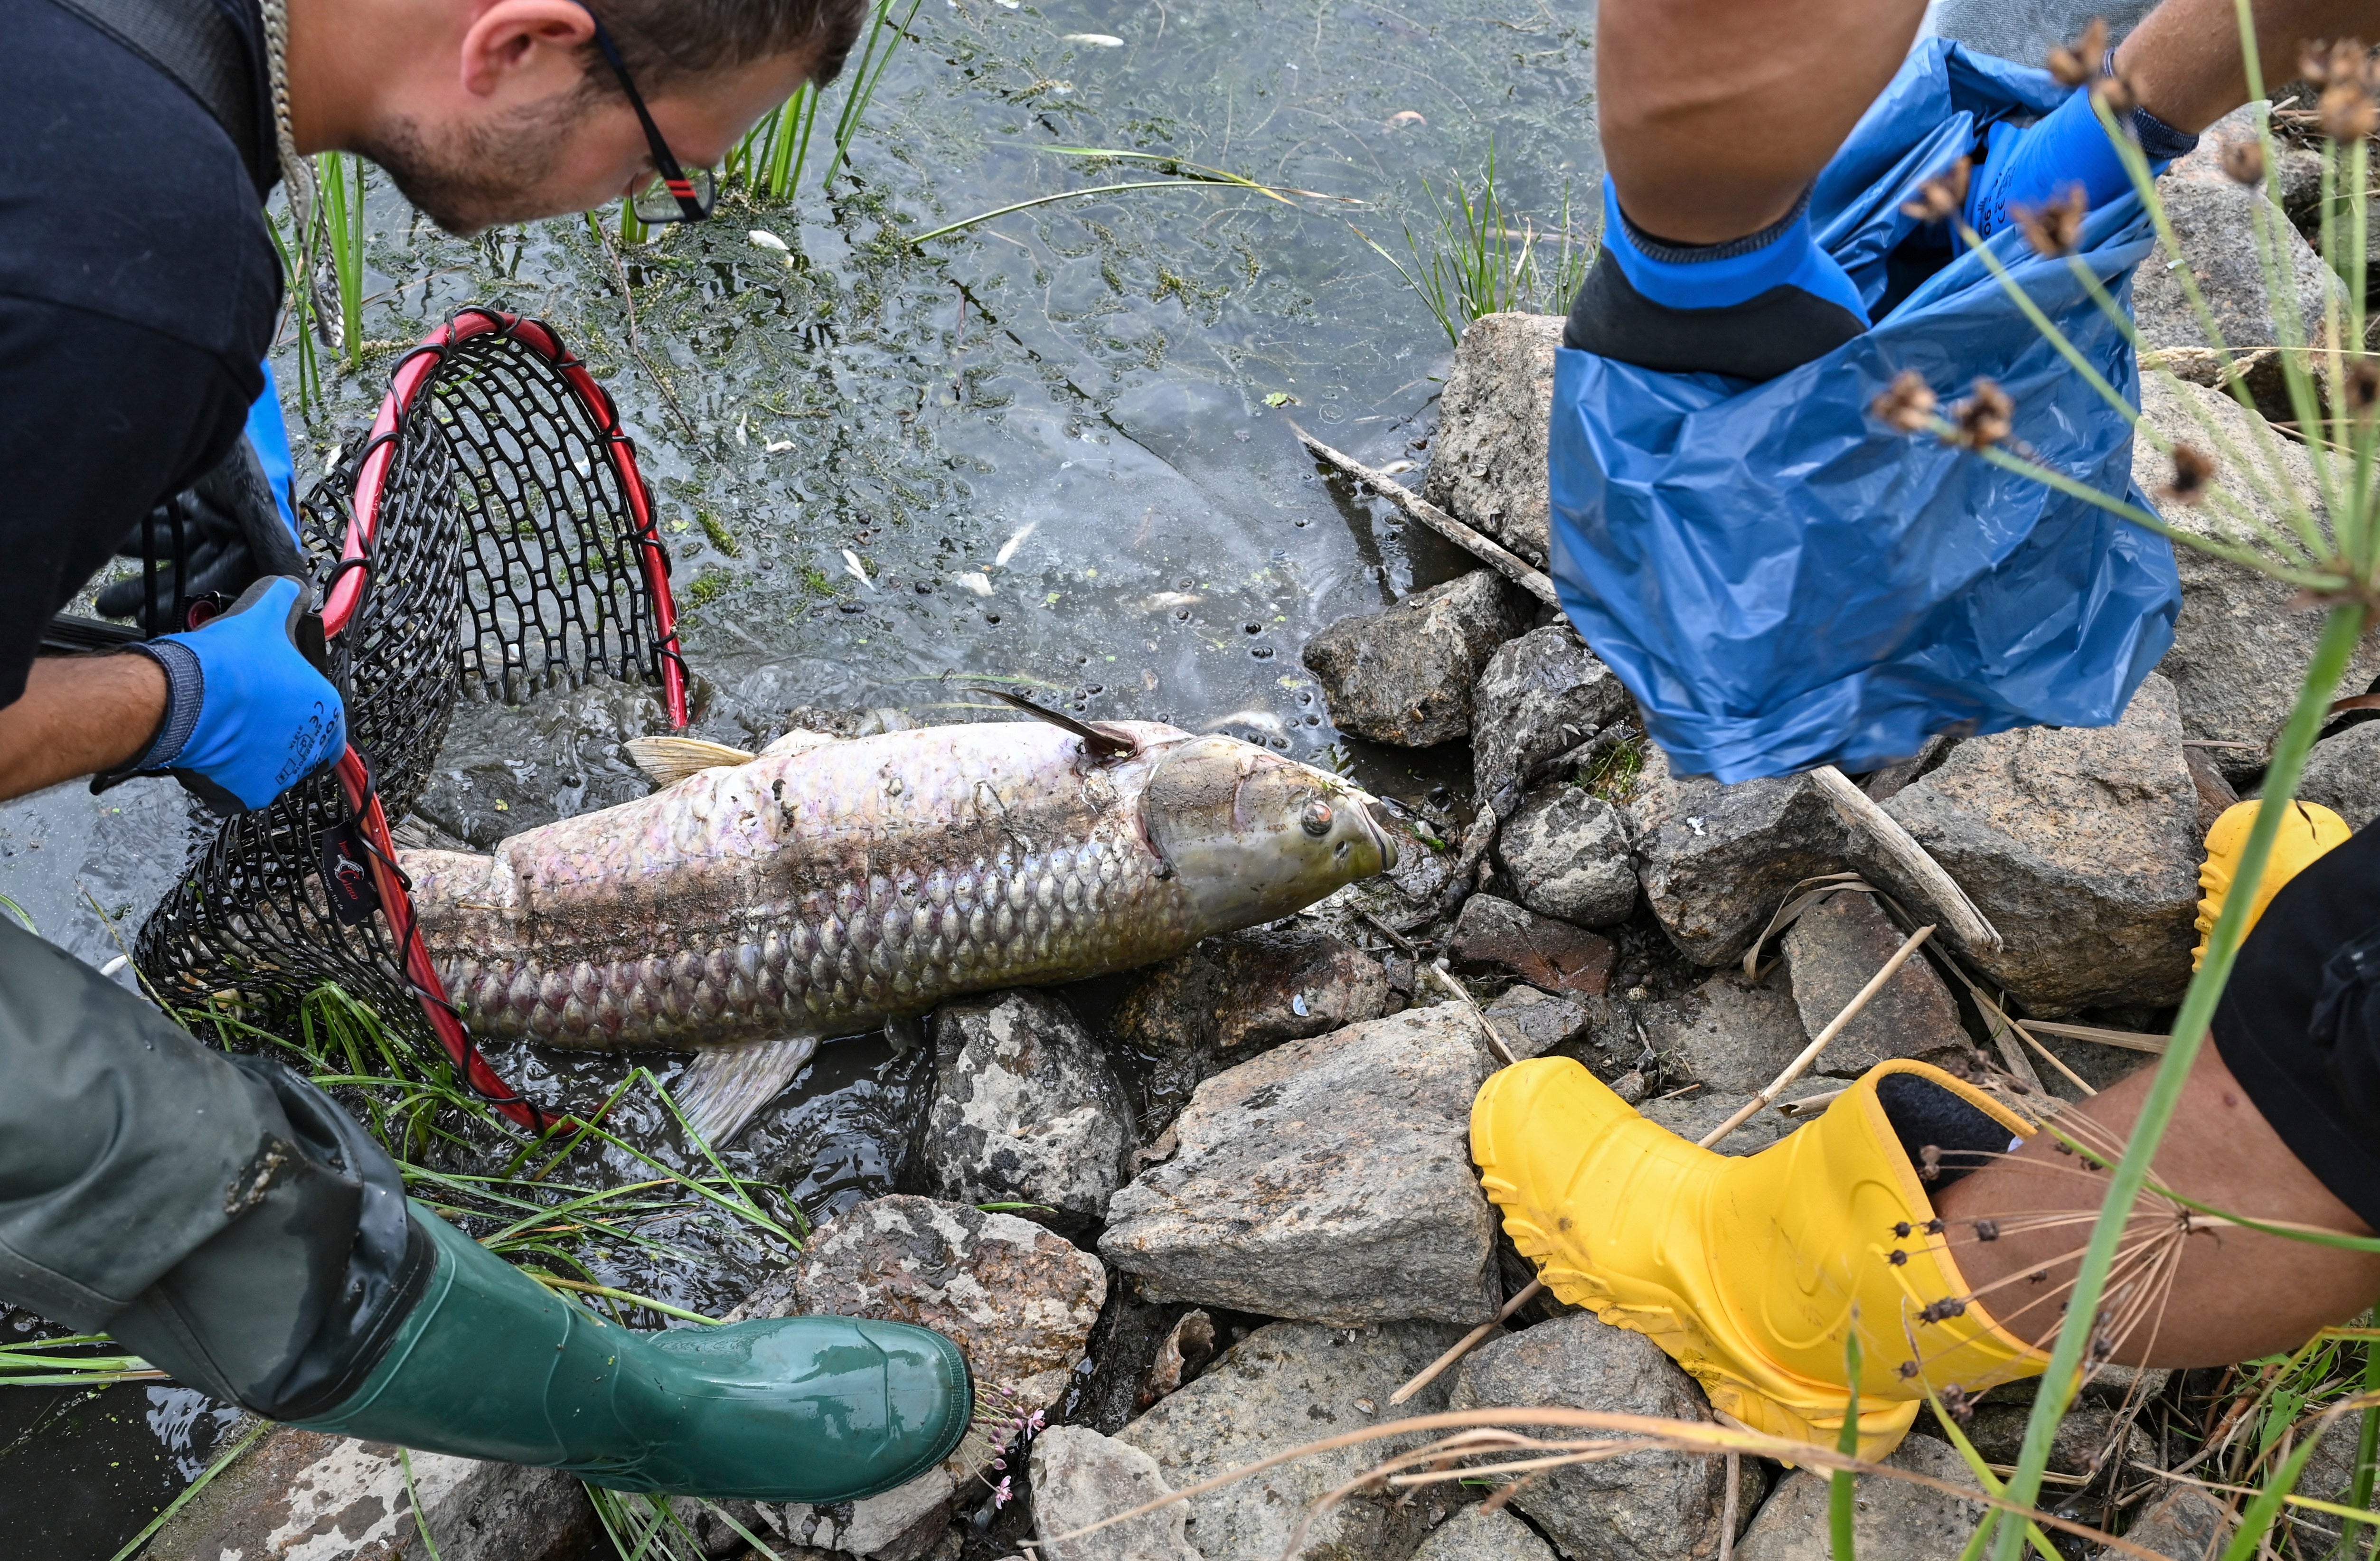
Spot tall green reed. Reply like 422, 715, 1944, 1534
1360, 145, 1594, 343
1869, 11, 2380, 1561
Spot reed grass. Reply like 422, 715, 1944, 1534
1358, 145, 1594, 344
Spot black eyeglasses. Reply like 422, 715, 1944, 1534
577, 3, 715, 223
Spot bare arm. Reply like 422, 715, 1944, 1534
2121, 0, 2380, 134
0, 655, 168, 803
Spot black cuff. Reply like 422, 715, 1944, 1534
2102, 46, 2201, 164
1618, 186, 1816, 266
122, 639, 203, 769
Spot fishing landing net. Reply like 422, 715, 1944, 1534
134, 308, 690, 1133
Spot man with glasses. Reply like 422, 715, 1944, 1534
0, 0, 970, 1506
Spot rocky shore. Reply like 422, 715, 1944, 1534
129, 94, 2380, 1561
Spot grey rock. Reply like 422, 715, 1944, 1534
1304, 570, 1530, 746
1627, 747, 1853, 967
143, 1424, 598, 1561
2134, 174, 2350, 361
1642, 971, 1809, 1094
1499, 787, 1638, 928
1958, 1399, 2148, 1483
1423, 311, 1566, 565
1030, 1425, 1200, 1561
777, 1468, 957, 1561
2169, 103, 2324, 219
2117, 1484, 2234, 1560
921, 989, 1133, 1232
1101, 1007, 1502, 1326
1639, 1083, 1831, 1157
1471, 625, 1635, 812
1412, 1503, 1559, 1561
1877, 675, 2201, 1014
1926, 0, 2155, 64
1112, 927, 1393, 1127
1735, 1434, 1985, 1561
1116, 1320, 1470, 1561
2134, 375, 2380, 782
1448, 1314, 1761, 1561
1453, 893, 1618, 995
1484, 984, 1596, 1060
1782, 892, 1971, 1076
793, 1195, 1106, 1425
2297, 720, 2380, 830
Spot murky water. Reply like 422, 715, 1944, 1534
7, 1, 1597, 1549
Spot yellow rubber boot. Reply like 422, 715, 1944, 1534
1472, 1057, 2043, 1459
2192, 799, 2351, 970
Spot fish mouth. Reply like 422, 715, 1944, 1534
1355, 795, 1400, 873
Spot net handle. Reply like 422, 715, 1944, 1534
331, 746, 575, 1136
329, 306, 690, 729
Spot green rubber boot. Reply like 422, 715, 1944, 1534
291, 1205, 971, 1501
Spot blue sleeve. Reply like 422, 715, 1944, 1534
243, 360, 299, 541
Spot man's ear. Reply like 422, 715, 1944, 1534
458, 0, 599, 99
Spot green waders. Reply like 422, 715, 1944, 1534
0, 918, 969, 1499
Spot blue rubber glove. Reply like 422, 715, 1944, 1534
1965, 79, 2199, 240
112, 576, 347, 815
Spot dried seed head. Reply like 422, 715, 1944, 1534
2091, 73, 2136, 114
1893, 1221, 1914, 1239
1871, 370, 1939, 433
1947, 379, 2016, 450
2162, 443, 2215, 504
2220, 136, 2267, 185
1941, 1383, 1976, 1423
1973, 1217, 2002, 1241
1925, 1218, 1947, 1235
1898, 1359, 1922, 1380
1919, 1297, 1970, 1325
2300, 38, 2371, 89
2348, 359, 2380, 417
1888, 1248, 1910, 1266
2321, 77, 2380, 142
2046, 18, 2107, 87
2012, 184, 2089, 257
1919, 1144, 1943, 1181
1900, 157, 1972, 223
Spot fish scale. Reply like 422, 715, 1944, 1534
400, 719, 1384, 1058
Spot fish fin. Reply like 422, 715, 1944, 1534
757, 727, 840, 761
675, 1036, 819, 1147
965, 686, 1136, 759
625, 735, 758, 786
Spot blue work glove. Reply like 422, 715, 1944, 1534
104, 576, 347, 816
1964, 74, 2199, 241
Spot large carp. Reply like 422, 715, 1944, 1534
399, 706, 1398, 1140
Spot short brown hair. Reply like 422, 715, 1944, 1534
585, 0, 872, 94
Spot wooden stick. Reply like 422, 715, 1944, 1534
1720, 1452, 1743, 1561
1699, 925, 1936, 1148
1388, 1279, 1545, 1406
1291, 425, 1560, 607
1808, 766, 2005, 955
1430, 960, 1517, 1065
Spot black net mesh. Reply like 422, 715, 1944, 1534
136, 314, 677, 1066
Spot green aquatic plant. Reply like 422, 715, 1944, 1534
1359, 145, 1595, 344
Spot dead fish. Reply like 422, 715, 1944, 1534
401, 699, 1397, 1142
1141, 591, 1203, 612
993, 523, 1035, 567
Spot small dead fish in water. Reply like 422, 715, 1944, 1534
1201, 709, 1288, 738
405, 705, 1396, 1143
748, 229, 790, 252
842, 549, 875, 590
994, 523, 1036, 567
1062, 31, 1123, 45
1141, 591, 1202, 612
1386, 110, 1428, 129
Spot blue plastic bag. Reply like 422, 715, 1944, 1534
1547, 40, 2179, 783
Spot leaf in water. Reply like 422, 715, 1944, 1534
842, 549, 875, 590
957, 571, 994, 596
1264, 391, 1297, 407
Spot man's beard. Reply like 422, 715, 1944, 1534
358, 95, 590, 237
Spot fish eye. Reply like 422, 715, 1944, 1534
1301, 799, 1333, 837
